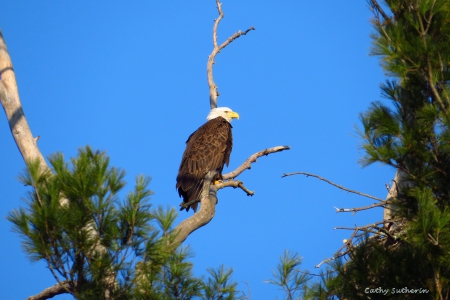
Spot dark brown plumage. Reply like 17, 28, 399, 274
176, 116, 233, 212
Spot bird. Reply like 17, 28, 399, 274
176, 107, 239, 212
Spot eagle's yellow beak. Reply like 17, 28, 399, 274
227, 111, 240, 120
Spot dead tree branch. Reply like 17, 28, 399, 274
171, 144, 289, 246
315, 228, 359, 268
207, 0, 255, 109
215, 179, 254, 196
26, 281, 74, 300
285, 170, 402, 267
224, 146, 290, 180
334, 201, 388, 214
282, 172, 384, 202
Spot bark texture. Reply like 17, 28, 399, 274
0, 30, 47, 170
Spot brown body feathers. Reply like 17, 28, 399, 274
176, 116, 233, 212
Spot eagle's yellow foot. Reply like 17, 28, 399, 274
212, 180, 222, 185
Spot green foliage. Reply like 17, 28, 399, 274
202, 265, 244, 300
334, 0, 450, 298
9, 146, 243, 299
265, 250, 310, 300
284, 1, 450, 299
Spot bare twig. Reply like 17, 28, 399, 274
315, 228, 360, 268
214, 179, 255, 196
224, 146, 290, 180
334, 201, 388, 214
316, 219, 402, 268
207, 0, 255, 109
282, 172, 385, 202
335, 221, 385, 232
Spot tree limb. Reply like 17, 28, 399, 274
207, 0, 255, 109
172, 145, 290, 246
0, 30, 47, 171
26, 281, 74, 300
170, 171, 218, 247
223, 146, 290, 180
282, 172, 385, 202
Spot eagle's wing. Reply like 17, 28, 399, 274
176, 117, 232, 211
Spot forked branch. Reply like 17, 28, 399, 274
171, 146, 289, 247
207, 0, 255, 109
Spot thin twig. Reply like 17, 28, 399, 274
335, 220, 388, 231
334, 201, 388, 214
282, 172, 385, 202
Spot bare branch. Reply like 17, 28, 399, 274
334, 220, 388, 231
207, 0, 255, 109
172, 145, 290, 245
215, 179, 255, 196
173, 146, 289, 246
223, 146, 290, 180
0, 30, 47, 171
26, 281, 74, 300
314, 224, 368, 269
316, 219, 402, 268
282, 172, 385, 202
334, 201, 388, 214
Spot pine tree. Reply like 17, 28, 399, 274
9, 146, 241, 299
313, 1, 450, 299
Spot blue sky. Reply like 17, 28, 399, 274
0, 1, 394, 299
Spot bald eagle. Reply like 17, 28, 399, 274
176, 107, 239, 212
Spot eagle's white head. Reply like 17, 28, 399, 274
207, 107, 240, 123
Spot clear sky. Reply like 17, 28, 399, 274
0, 1, 394, 299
